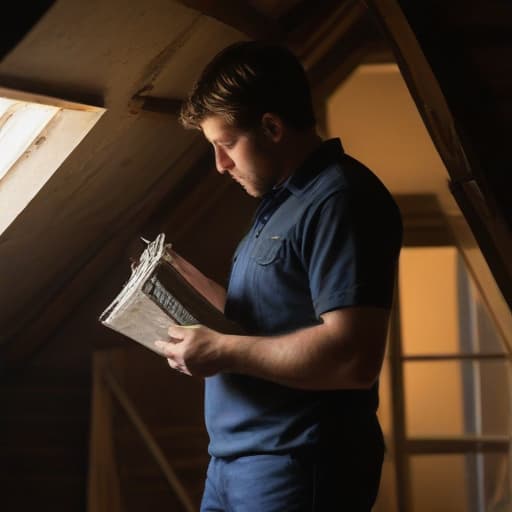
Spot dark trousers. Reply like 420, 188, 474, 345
200, 425, 384, 511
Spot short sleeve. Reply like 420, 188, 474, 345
301, 189, 401, 316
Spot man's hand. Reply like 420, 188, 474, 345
154, 324, 228, 377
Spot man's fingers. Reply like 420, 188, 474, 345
167, 323, 202, 337
167, 324, 185, 338
166, 357, 192, 376
154, 340, 180, 354
166, 357, 178, 369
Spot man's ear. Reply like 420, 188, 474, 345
261, 113, 284, 142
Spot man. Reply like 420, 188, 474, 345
154, 41, 402, 511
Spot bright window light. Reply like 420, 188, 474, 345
0, 98, 15, 116
0, 87, 105, 235
0, 100, 59, 181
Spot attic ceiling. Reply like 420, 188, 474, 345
1, 0, 511, 364
0, 0, 390, 362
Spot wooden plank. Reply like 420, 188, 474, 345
448, 214, 512, 354
308, 16, 383, 101
175, 0, 283, 40
394, 194, 455, 247
402, 353, 508, 361
289, 5, 385, 132
103, 366, 196, 512
365, 0, 473, 184
388, 283, 413, 512
450, 179, 512, 309
366, 0, 512, 310
0, 74, 104, 109
407, 436, 510, 454
87, 353, 122, 512
278, 0, 344, 35
131, 95, 183, 117
283, 0, 358, 53
284, 2, 391, 112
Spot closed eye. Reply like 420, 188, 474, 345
219, 139, 236, 149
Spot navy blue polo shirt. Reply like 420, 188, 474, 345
205, 138, 402, 458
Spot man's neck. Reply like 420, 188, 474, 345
276, 130, 323, 186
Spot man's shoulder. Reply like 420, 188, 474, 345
291, 161, 347, 202
292, 154, 379, 209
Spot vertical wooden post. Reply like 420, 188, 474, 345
388, 276, 412, 511
87, 352, 122, 512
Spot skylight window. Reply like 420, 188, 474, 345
0, 99, 59, 181
0, 87, 105, 235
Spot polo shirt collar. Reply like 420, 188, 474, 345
284, 138, 345, 197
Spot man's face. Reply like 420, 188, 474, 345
200, 115, 280, 198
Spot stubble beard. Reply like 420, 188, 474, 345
230, 169, 277, 198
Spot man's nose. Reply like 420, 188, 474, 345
214, 147, 234, 174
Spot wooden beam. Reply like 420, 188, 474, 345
87, 353, 122, 512
103, 365, 196, 512
129, 94, 183, 117
366, 0, 512, 310
281, 0, 356, 51
388, 283, 413, 512
281, 0, 389, 102
0, 74, 104, 108
308, 15, 382, 100
131, 4, 388, 123
287, 0, 367, 68
361, 44, 395, 64
402, 353, 508, 361
282, 2, 383, 134
407, 436, 510, 454
450, 178, 512, 308
394, 194, 455, 247
447, 214, 512, 355
174, 0, 283, 41
365, 1, 473, 184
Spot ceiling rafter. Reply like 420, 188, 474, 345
366, 0, 512, 309
284, 0, 368, 68
0, 74, 104, 108
308, 14, 385, 100
133, 1, 390, 119
174, 0, 283, 41
129, 94, 183, 117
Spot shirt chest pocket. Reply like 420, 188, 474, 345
253, 236, 285, 266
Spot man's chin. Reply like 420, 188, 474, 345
236, 181, 265, 198
245, 188, 263, 198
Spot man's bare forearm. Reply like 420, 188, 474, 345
159, 308, 389, 391
222, 312, 386, 390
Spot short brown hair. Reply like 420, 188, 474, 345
180, 41, 316, 131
